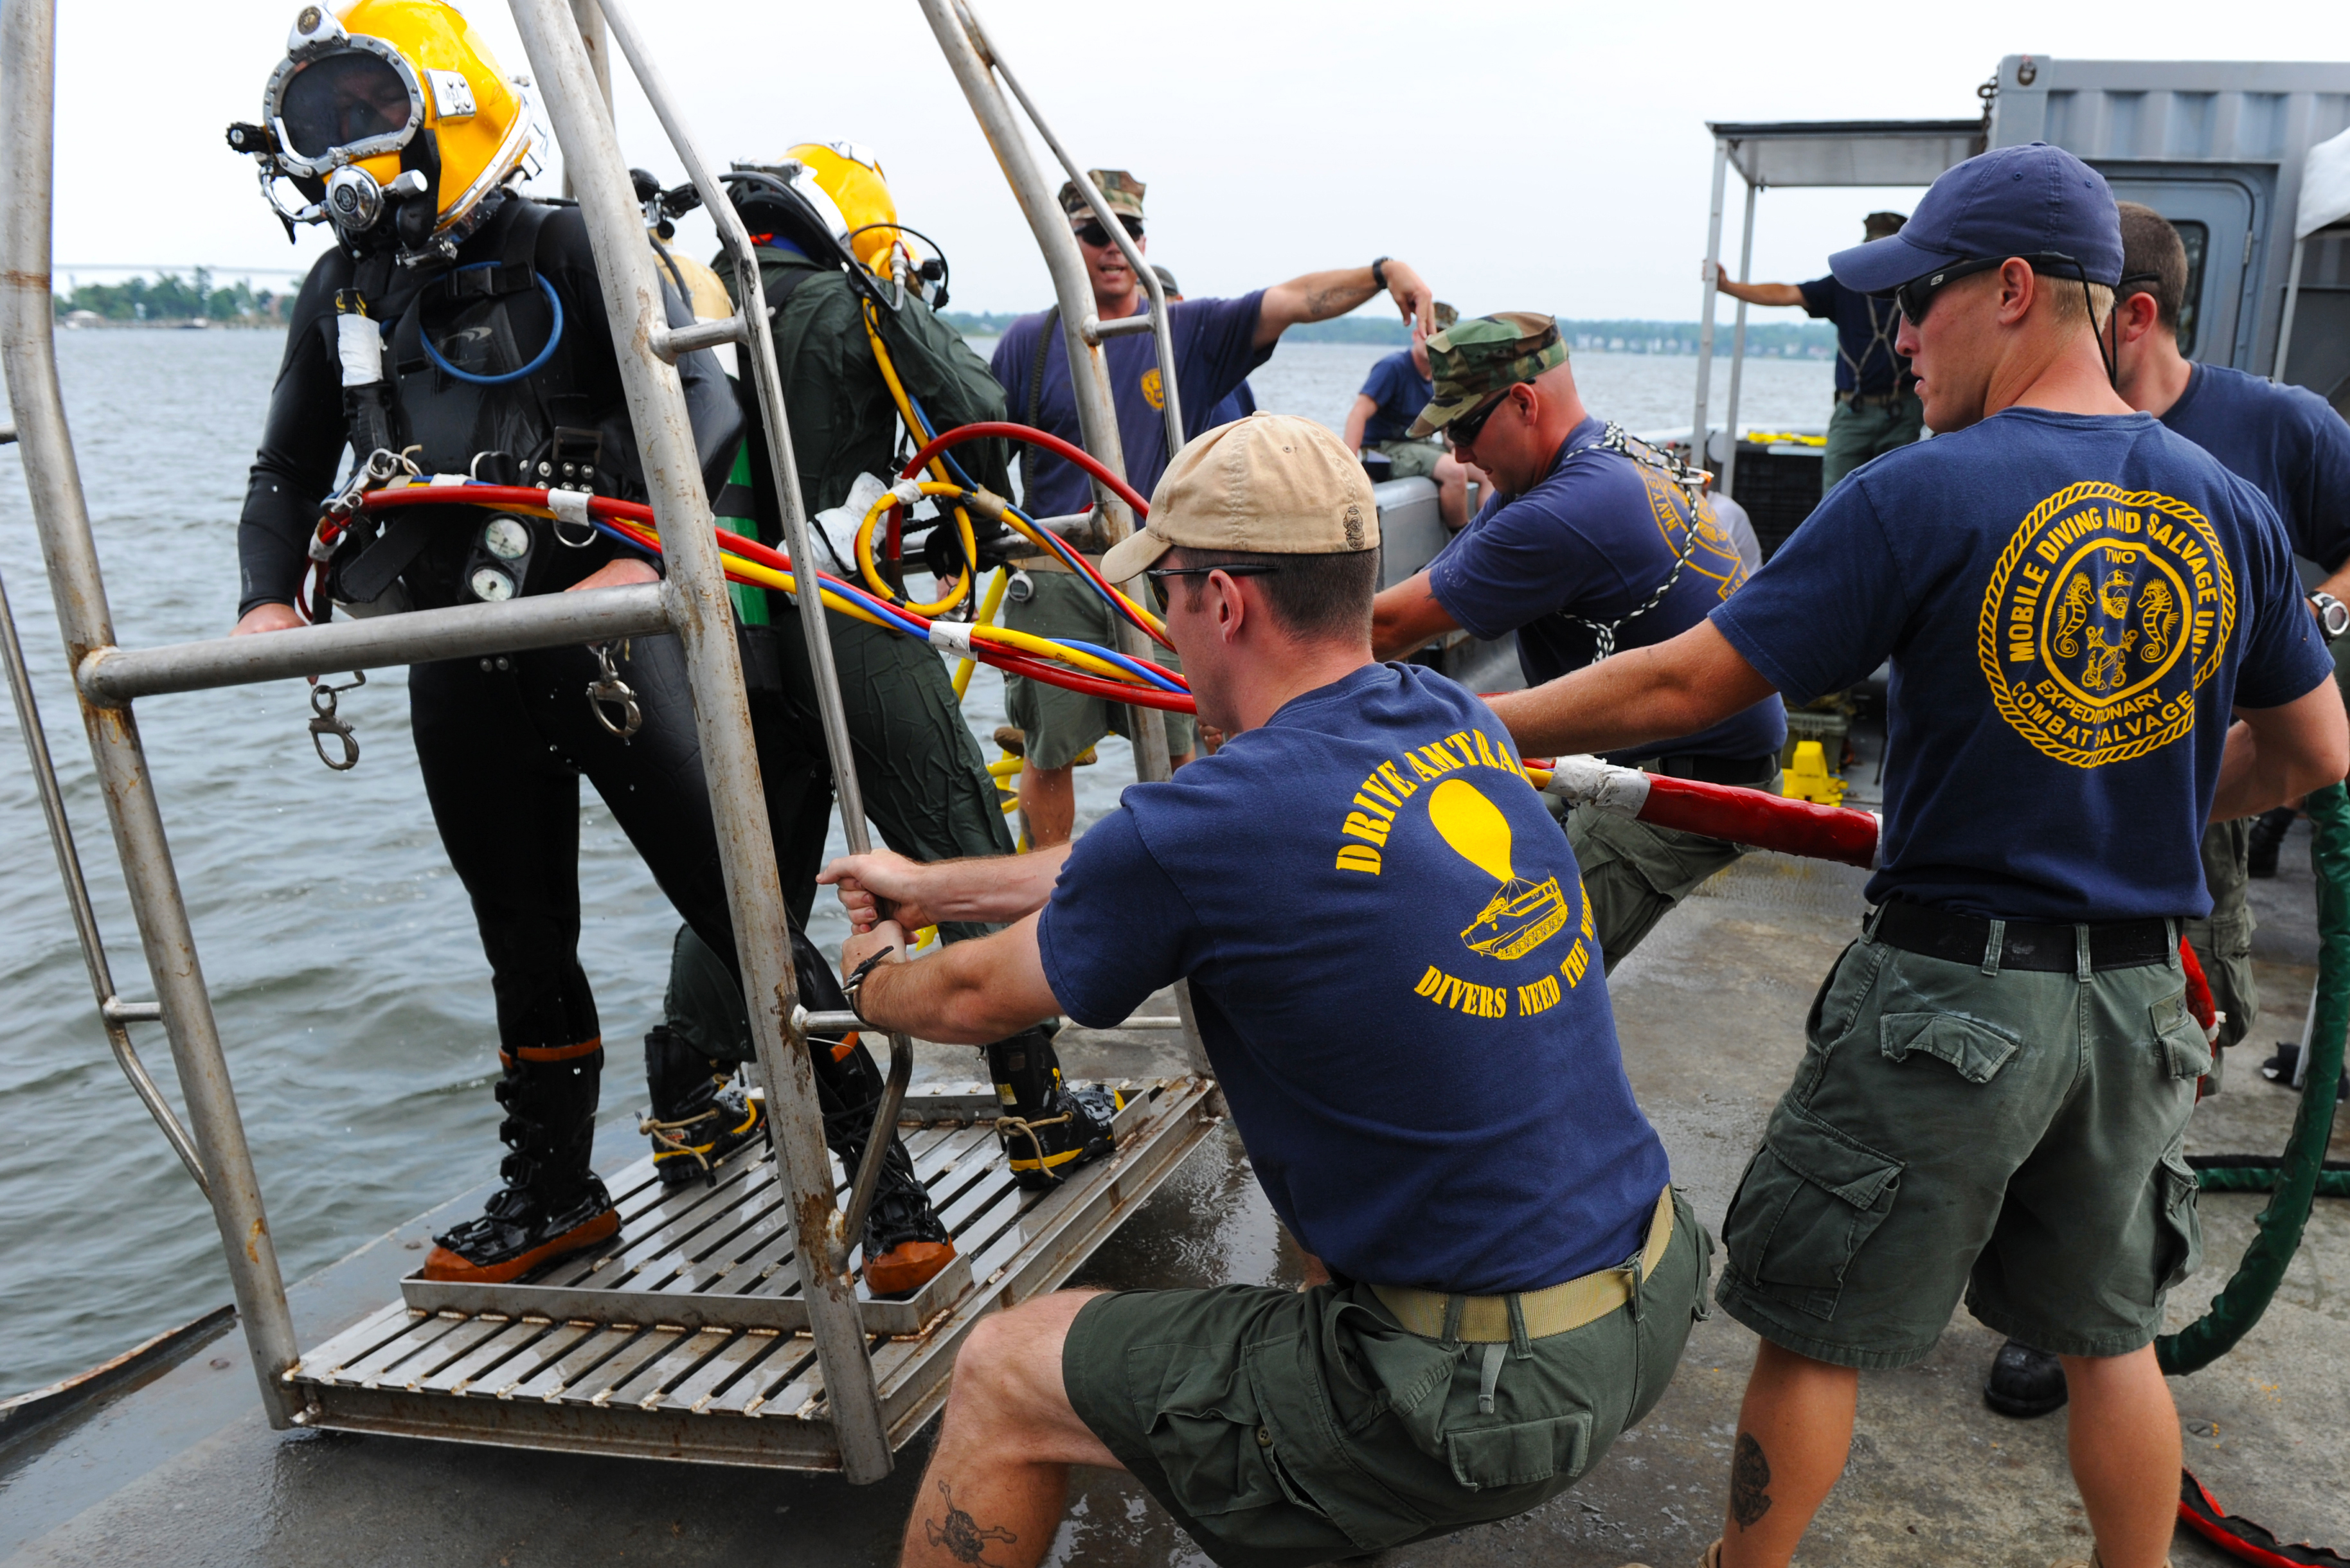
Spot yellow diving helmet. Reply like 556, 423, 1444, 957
726, 140, 948, 306
785, 141, 900, 272
230, 0, 537, 252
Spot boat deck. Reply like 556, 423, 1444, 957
5, 787, 2346, 1565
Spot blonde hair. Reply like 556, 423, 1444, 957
2045, 275, 2115, 332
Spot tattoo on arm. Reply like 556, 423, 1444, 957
1730, 1432, 1774, 1531
924, 1481, 1019, 1568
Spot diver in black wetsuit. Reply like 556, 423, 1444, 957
225, 0, 950, 1289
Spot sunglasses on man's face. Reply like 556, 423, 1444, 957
1073, 215, 1144, 249
1447, 388, 1513, 447
1892, 253, 2093, 328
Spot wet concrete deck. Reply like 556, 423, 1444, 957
4, 830, 2345, 1568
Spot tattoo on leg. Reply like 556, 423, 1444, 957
924, 1481, 1019, 1568
1730, 1432, 1773, 1531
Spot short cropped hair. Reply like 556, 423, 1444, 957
1165, 545, 1381, 642
2043, 273, 2115, 332
2115, 200, 2189, 329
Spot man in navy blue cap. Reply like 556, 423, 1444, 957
1484, 141, 2349, 1568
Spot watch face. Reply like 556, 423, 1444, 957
2318, 595, 2350, 639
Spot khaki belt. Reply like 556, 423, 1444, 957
1371, 1186, 1674, 1342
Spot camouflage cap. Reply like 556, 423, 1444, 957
1410, 312, 1567, 438
1059, 169, 1145, 222
1433, 301, 1459, 331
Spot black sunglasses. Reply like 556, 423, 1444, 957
1144, 562, 1280, 584
1891, 253, 2093, 326
1073, 215, 1144, 248
1446, 388, 1514, 447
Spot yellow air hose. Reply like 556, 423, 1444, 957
955, 567, 1010, 701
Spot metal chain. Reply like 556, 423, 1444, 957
1554, 425, 1716, 664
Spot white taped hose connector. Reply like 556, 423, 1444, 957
336, 312, 384, 388
1869, 811, 1886, 870
888, 477, 928, 510
547, 489, 593, 528
1542, 754, 1653, 818
928, 621, 976, 659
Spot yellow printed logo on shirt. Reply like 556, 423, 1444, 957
1329, 726, 1595, 1018
1141, 368, 1165, 411
1977, 481, 2236, 769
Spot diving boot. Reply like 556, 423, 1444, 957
798, 933, 958, 1297
824, 1098, 956, 1297
987, 1026, 1124, 1190
2247, 806, 2296, 878
1984, 1337, 2068, 1418
641, 1023, 765, 1188
425, 1042, 618, 1283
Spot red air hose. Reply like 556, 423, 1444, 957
1640, 775, 1880, 868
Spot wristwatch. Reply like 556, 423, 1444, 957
1370, 256, 1390, 292
2313, 591, 2350, 645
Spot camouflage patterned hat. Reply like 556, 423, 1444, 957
1059, 169, 1145, 222
1410, 312, 1568, 438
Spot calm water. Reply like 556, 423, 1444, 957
0, 332, 1829, 1391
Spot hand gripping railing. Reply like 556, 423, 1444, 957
503, 0, 895, 1481
587, 0, 919, 1333
2, 0, 301, 1427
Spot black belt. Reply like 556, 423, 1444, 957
1834, 388, 1915, 408
1870, 901, 2174, 973
1655, 752, 1779, 787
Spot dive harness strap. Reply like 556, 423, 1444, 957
1371, 1185, 1673, 1344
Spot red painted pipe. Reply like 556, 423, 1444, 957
1638, 774, 1880, 869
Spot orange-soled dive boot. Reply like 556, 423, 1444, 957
852, 1130, 958, 1297
424, 1038, 618, 1283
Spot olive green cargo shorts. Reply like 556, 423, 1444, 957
1564, 783, 1777, 974
1372, 437, 1446, 481
1715, 927, 2207, 1369
2184, 817, 2258, 1085
1063, 1189, 1710, 1568
1003, 570, 1195, 769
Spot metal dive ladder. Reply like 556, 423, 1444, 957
0, 0, 1216, 1479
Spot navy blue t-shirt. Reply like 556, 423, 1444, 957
2160, 362, 2350, 571
1358, 348, 1433, 444
1036, 663, 1669, 1294
1799, 275, 1910, 397
1428, 417, 1788, 764
990, 294, 1273, 516
1713, 408, 2335, 921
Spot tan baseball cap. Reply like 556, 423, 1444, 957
1098, 413, 1379, 583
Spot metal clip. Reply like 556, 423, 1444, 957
587, 642, 641, 739
308, 672, 366, 771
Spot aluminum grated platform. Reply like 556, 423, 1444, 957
283, 1076, 1219, 1469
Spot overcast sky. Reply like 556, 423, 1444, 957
46, 0, 2350, 322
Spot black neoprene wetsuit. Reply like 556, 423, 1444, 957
237, 195, 804, 1062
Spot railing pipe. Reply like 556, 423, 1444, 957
80, 584, 671, 703
955, 5, 1185, 455
0, 564, 208, 1193
916, 0, 1176, 788
1691, 136, 1730, 465
587, 0, 919, 1314
505, 0, 893, 1482
1, 0, 299, 1425
1720, 178, 1757, 498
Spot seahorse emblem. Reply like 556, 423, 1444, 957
2083, 624, 2138, 693
2051, 570, 2094, 659
2137, 578, 2180, 664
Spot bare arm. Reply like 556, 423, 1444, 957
1485, 619, 1778, 758
1343, 393, 1377, 452
820, 844, 1072, 932
1371, 571, 1460, 661
1714, 279, 1806, 308
841, 916, 1061, 1046
2211, 681, 2350, 821
1256, 260, 1431, 350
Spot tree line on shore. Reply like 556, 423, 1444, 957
52, 269, 296, 325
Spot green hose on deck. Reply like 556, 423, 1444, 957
2157, 781, 2350, 1376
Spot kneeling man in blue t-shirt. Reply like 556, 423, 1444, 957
821, 414, 1704, 1568
1489, 145, 2349, 1568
